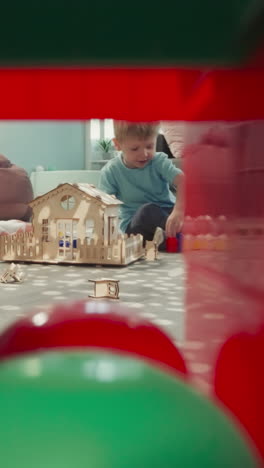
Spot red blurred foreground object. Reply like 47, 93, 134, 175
0, 68, 264, 120
166, 237, 178, 253
0, 300, 187, 376
214, 326, 264, 460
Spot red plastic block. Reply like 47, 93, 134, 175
166, 237, 178, 253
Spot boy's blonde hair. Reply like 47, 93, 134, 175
113, 121, 160, 142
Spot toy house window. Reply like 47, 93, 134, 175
86, 219, 95, 244
42, 219, 50, 242
61, 195, 76, 211
108, 216, 117, 244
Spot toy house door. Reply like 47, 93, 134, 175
57, 219, 78, 260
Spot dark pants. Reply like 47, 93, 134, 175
125, 203, 173, 245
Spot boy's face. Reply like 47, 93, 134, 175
113, 136, 157, 169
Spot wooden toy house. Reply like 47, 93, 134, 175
0, 183, 144, 266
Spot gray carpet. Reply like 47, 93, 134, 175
0, 254, 185, 345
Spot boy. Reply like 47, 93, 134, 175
99, 121, 185, 246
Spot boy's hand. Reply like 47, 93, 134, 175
165, 208, 184, 238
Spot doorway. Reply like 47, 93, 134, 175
57, 219, 78, 260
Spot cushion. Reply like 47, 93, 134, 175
0, 154, 33, 221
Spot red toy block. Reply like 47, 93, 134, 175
166, 237, 178, 253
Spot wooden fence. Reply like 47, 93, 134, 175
80, 233, 144, 265
0, 232, 42, 261
0, 232, 143, 265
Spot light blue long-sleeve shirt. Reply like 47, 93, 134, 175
99, 152, 182, 232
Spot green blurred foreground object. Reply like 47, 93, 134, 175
0, 351, 258, 468
0, 0, 263, 65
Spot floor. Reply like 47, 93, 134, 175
0, 255, 189, 365
0, 252, 243, 396
0, 253, 184, 335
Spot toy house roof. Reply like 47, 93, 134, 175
29, 183, 123, 208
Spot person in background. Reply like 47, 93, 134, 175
0, 154, 33, 222
156, 133, 174, 158
160, 122, 185, 159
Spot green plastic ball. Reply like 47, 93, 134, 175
0, 351, 258, 467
